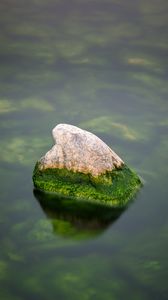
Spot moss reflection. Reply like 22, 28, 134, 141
34, 189, 127, 240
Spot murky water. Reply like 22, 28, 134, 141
0, 0, 168, 299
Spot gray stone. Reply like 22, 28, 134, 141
38, 123, 124, 176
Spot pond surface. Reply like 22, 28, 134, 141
0, 0, 168, 299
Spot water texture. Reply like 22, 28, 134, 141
0, 0, 168, 299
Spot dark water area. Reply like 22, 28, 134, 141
0, 0, 168, 299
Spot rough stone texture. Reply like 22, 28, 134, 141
38, 123, 124, 176
33, 123, 142, 206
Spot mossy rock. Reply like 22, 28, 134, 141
33, 163, 141, 208
34, 188, 127, 239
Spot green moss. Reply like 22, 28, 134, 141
34, 189, 126, 239
33, 164, 141, 208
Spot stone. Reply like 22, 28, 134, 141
39, 123, 124, 176
33, 123, 141, 207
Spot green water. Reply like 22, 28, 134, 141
0, 0, 168, 299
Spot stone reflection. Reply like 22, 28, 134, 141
34, 189, 127, 240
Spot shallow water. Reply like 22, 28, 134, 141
0, 0, 168, 299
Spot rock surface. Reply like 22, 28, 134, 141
39, 123, 124, 176
33, 123, 141, 207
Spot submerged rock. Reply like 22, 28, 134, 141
33, 124, 141, 207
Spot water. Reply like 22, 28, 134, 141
0, 0, 168, 299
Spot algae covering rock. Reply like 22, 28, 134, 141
33, 124, 141, 207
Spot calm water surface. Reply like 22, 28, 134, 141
0, 0, 168, 299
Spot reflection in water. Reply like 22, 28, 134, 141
0, 0, 168, 297
34, 189, 127, 240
